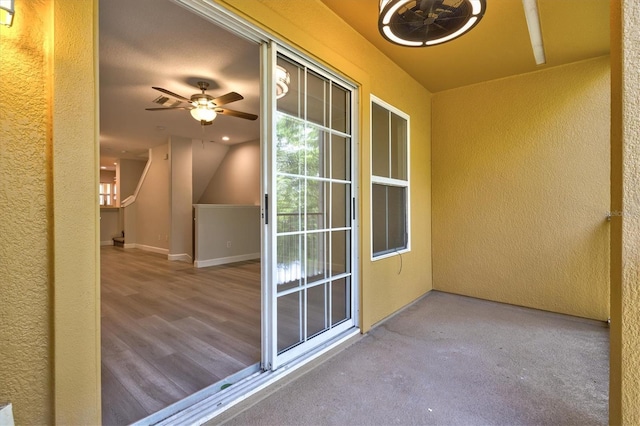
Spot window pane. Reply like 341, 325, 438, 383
331, 134, 350, 181
277, 291, 302, 353
372, 184, 388, 254
307, 283, 328, 338
277, 57, 303, 118
391, 113, 407, 180
307, 71, 328, 126
372, 103, 389, 177
387, 186, 407, 250
331, 84, 349, 133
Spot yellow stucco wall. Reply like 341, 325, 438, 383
217, 0, 433, 331
432, 57, 610, 320
611, 0, 640, 423
52, 0, 101, 423
0, 1, 54, 423
0, 0, 100, 424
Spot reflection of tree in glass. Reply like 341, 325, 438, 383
276, 113, 325, 280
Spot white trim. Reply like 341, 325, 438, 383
100, 240, 114, 246
133, 244, 169, 255
194, 252, 260, 268
168, 253, 193, 262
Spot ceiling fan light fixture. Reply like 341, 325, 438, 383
379, 0, 486, 47
276, 65, 290, 99
190, 105, 217, 123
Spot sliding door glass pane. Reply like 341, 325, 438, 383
307, 71, 329, 127
276, 176, 303, 233
331, 278, 349, 325
331, 183, 349, 229
277, 291, 302, 353
331, 84, 350, 133
331, 230, 348, 276
331, 134, 350, 181
277, 234, 303, 291
307, 283, 328, 338
277, 57, 302, 118
276, 115, 304, 175
306, 232, 326, 284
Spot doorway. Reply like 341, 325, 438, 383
99, 1, 359, 423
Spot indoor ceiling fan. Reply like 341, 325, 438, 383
145, 81, 258, 125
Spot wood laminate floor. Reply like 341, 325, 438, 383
101, 246, 261, 425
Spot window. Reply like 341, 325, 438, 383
371, 96, 409, 258
99, 183, 112, 206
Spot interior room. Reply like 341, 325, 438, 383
3, 1, 640, 425
99, 0, 262, 423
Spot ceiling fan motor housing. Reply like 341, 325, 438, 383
379, 0, 486, 47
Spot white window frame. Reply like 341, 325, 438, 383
370, 94, 411, 261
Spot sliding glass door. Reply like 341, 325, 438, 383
266, 48, 356, 369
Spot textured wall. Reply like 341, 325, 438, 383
617, 0, 640, 422
220, 0, 433, 331
170, 136, 193, 258
0, 1, 53, 423
432, 57, 610, 320
51, 0, 100, 423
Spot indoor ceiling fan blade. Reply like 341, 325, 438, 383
215, 108, 258, 120
212, 92, 244, 106
152, 87, 192, 103
145, 107, 193, 111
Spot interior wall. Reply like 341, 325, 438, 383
219, 0, 433, 331
199, 139, 260, 205
432, 56, 610, 320
169, 136, 193, 260
192, 140, 229, 203
135, 143, 170, 251
118, 158, 146, 201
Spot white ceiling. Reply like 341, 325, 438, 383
99, 0, 260, 168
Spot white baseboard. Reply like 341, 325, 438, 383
132, 244, 169, 255
101, 240, 114, 246
168, 253, 193, 262
123, 243, 136, 249
195, 253, 260, 268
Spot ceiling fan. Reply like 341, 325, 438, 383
145, 81, 258, 125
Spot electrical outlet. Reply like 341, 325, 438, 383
226, 241, 232, 248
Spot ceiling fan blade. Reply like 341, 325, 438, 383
212, 92, 244, 106
145, 107, 193, 111
152, 87, 192, 103
215, 108, 258, 120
